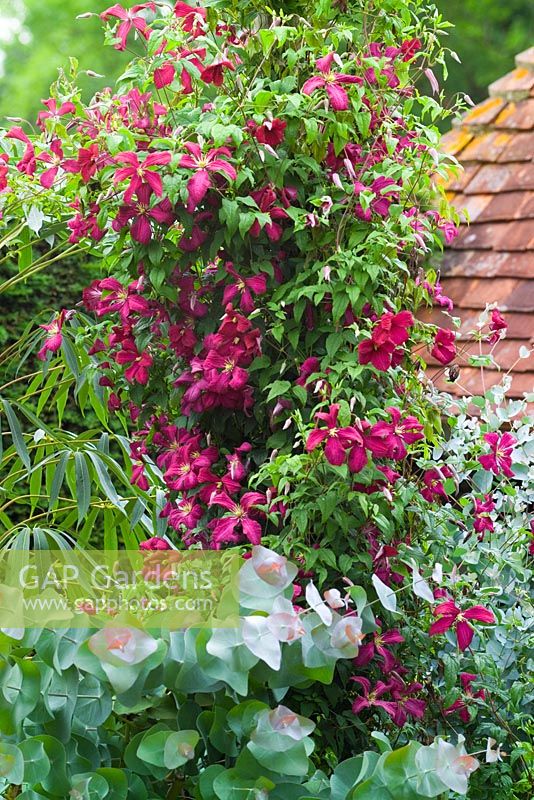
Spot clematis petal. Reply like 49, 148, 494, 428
462, 605, 495, 624
185, 169, 211, 211
324, 435, 347, 466
428, 617, 454, 636
305, 428, 329, 452
325, 82, 349, 111
456, 620, 474, 651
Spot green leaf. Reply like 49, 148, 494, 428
248, 740, 312, 777
95, 768, 128, 800
19, 739, 51, 786
2, 398, 31, 468
61, 335, 81, 379
0, 742, 24, 784
49, 452, 69, 511
266, 380, 291, 402
213, 768, 275, 800
74, 451, 91, 524
136, 729, 169, 767
163, 730, 200, 769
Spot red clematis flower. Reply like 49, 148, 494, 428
222, 263, 267, 314
62, 143, 104, 183
179, 142, 237, 212
445, 673, 485, 723
248, 117, 287, 147
140, 536, 170, 551
431, 327, 456, 365
0, 154, 8, 192
37, 97, 76, 129
353, 620, 404, 672
37, 138, 64, 188
248, 185, 295, 241
478, 432, 516, 478
429, 600, 495, 651
225, 443, 251, 482
209, 491, 266, 547
68, 202, 105, 243
174, 1, 207, 36
346, 419, 369, 473
302, 52, 361, 111
113, 150, 172, 202
101, 3, 156, 50
154, 62, 176, 89
388, 677, 426, 727
200, 57, 235, 86
115, 339, 153, 384
197, 468, 241, 505
6, 126, 36, 176
358, 310, 413, 371
37, 309, 74, 361
161, 497, 204, 531
420, 465, 454, 502
306, 403, 361, 466
112, 185, 174, 244
351, 676, 398, 717
163, 443, 213, 491
487, 308, 507, 344
473, 494, 496, 538
131, 462, 149, 491
363, 407, 423, 461
353, 176, 399, 221
296, 357, 321, 389
173, 48, 207, 93
92, 277, 151, 321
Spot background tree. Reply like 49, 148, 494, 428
0, 0, 128, 124
435, 0, 534, 102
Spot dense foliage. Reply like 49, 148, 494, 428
0, 1, 532, 798
1, 0, 533, 124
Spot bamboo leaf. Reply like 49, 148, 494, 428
104, 509, 118, 550
87, 451, 126, 512
74, 451, 91, 524
1, 399, 31, 469
49, 452, 69, 511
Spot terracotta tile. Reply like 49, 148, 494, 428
499, 277, 534, 308
449, 193, 493, 222
464, 163, 534, 194
451, 222, 504, 250
460, 131, 512, 162
447, 164, 481, 191
441, 277, 534, 311
501, 163, 534, 192
515, 47, 534, 70
497, 131, 534, 161
477, 191, 534, 221
489, 68, 534, 100
440, 128, 474, 156
441, 251, 534, 279
492, 220, 534, 251
433, 54, 534, 399
494, 99, 534, 130
461, 97, 507, 125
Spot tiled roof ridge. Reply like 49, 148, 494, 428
451, 46, 534, 132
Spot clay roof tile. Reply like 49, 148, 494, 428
430, 50, 534, 404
